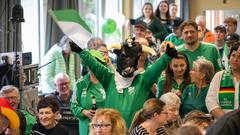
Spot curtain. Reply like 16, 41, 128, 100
179, 0, 189, 21
0, 0, 22, 53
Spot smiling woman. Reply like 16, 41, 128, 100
30, 96, 69, 135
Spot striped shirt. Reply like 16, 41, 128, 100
130, 125, 168, 135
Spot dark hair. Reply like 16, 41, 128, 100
229, 43, 240, 59
175, 125, 202, 135
142, 2, 154, 19
183, 110, 212, 125
154, 0, 171, 22
37, 96, 60, 113
163, 52, 190, 94
180, 20, 198, 32
129, 98, 166, 132
224, 17, 238, 26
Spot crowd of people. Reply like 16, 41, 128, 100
0, 0, 240, 135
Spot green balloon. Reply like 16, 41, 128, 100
102, 18, 117, 33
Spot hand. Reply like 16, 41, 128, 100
70, 42, 82, 53
82, 109, 95, 119
165, 43, 178, 58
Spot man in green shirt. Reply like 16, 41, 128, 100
177, 20, 222, 71
70, 40, 177, 127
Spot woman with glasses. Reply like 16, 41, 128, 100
129, 98, 168, 135
89, 108, 127, 135
180, 58, 215, 117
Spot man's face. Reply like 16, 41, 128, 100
182, 25, 198, 46
134, 26, 146, 38
3, 91, 20, 110
224, 22, 237, 34
214, 30, 226, 42
55, 77, 71, 101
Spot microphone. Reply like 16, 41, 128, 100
9, 5, 25, 23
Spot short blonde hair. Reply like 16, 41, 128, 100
0, 85, 19, 97
89, 108, 127, 135
160, 92, 181, 106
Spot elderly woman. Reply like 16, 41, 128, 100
160, 92, 182, 135
181, 58, 215, 117
206, 44, 240, 119
89, 108, 127, 135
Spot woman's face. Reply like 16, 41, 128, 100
38, 107, 57, 129
159, 2, 168, 14
170, 5, 178, 17
93, 116, 112, 135
156, 106, 169, 125
170, 58, 187, 78
143, 4, 153, 18
167, 104, 180, 122
190, 65, 204, 84
230, 50, 240, 71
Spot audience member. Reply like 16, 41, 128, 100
30, 96, 69, 135
183, 110, 213, 134
0, 85, 36, 135
169, 3, 181, 20
181, 58, 215, 117
155, 0, 172, 33
177, 20, 222, 71
71, 50, 107, 135
157, 52, 190, 98
206, 44, 240, 119
136, 2, 168, 42
0, 98, 20, 135
41, 35, 76, 94
195, 15, 215, 43
47, 73, 78, 135
224, 17, 238, 34
160, 92, 182, 135
70, 38, 177, 127
175, 125, 202, 135
206, 109, 240, 135
214, 25, 228, 68
165, 18, 184, 46
89, 108, 127, 135
129, 98, 168, 135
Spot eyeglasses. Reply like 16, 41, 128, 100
5, 96, 19, 101
92, 123, 112, 130
161, 111, 169, 115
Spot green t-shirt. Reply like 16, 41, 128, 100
177, 42, 222, 71
180, 84, 209, 117
165, 33, 184, 46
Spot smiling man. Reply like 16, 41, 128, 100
177, 20, 222, 72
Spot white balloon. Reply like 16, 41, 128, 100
110, 13, 126, 29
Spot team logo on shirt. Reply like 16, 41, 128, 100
100, 88, 106, 99
128, 86, 135, 95
81, 88, 87, 97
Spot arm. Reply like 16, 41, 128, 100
78, 50, 113, 88
205, 71, 224, 118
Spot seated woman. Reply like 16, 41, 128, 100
30, 96, 69, 135
129, 98, 168, 135
157, 52, 190, 98
89, 108, 127, 135
160, 92, 182, 135
180, 58, 215, 117
206, 44, 240, 119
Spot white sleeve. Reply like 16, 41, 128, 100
205, 71, 223, 112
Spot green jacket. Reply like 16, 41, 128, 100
164, 33, 184, 46
41, 44, 76, 93
136, 16, 169, 41
22, 110, 37, 135
70, 73, 106, 135
78, 50, 171, 127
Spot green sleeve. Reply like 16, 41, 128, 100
70, 79, 86, 118
78, 50, 113, 89
143, 53, 171, 89
156, 77, 165, 98
22, 111, 37, 135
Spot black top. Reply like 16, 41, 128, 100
130, 125, 168, 135
30, 123, 69, 135
206, 110, 240, 135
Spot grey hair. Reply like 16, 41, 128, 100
160, 92, 181, 106
0, 85, 19, 97
54, 73, 70, 84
